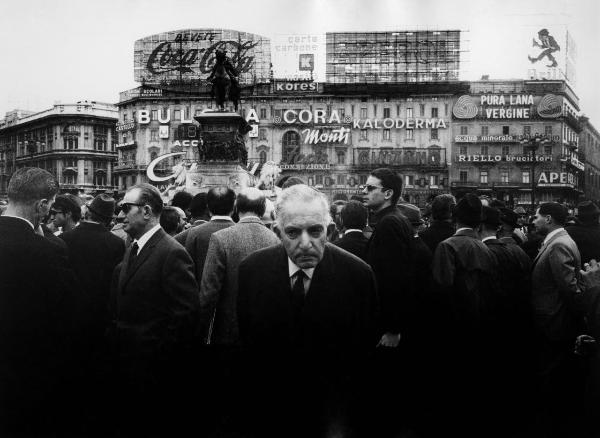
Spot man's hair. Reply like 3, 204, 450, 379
454, 193, 482, 227
281, 176, 305, 190
370, 168, 402, 206
7, 167, 59, 204
53, 194, 82, 222
276, 184, 331, 228
171, 191, 193, 211
130, 183, 163, 216
341, 200, 368, 230
207, 186, 236, 215
235, 187, 266, 217
431, 194, 456, 221
539, 202, 568, 225
159, 206, 180, 235
189, 193, 208, 218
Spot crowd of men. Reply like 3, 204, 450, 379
2, 166, 600, 438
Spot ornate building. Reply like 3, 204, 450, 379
0, 102, 118, 197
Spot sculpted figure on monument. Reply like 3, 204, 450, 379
207, 49, 241, 111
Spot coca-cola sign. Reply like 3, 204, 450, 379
134, 29, 271, 85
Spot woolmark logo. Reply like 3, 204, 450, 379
537, 94, 562, 118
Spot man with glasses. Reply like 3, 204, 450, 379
109, 183, 199, 437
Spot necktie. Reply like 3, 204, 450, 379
291, 270, 307, 311
127, 242, 139, 273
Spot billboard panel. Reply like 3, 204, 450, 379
134, 29, 271, 85
271, 34, 325, 81
325, 30, 461, 84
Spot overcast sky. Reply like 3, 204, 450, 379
1, 0, 598, 123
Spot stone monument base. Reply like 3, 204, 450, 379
184, 162, 257, 194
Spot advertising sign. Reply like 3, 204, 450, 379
299, 54, 314, 71
326, 30, 461, 84
134, 29, 271, 85
272, 34, 324, 81
453, 94, 562, 120
159, 126, 169, 139
537, 171, 576, 187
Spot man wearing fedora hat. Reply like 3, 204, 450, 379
60, 194, 126, 349
566, 200, 600, 265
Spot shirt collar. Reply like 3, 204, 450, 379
543, 227, 564, 246
482, 236, 496, 243
2, 214, 34, 230
456, 227, 473, 233
344, 229, 363, 235
133, 223, 162, 254
210, 215, 234, 222
288, 257, 315, 280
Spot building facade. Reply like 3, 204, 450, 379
0, 102, 119, 197
579, 116, 600, 204
450, 79, 583, 209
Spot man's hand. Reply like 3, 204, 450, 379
580, 259, 600, 290
377, 332, 401, 348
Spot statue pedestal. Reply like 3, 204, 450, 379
185, 162, 256, 193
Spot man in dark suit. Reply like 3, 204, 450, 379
332, 200, 369, 262
566, 200, 600, 265
109, 183, 200, 436
237, 184, 378, 438
430, 194, 499, 437
0, 167, 79, 436
175, 186, 235, 283
61, 194, 125, 348
531, 202, 585, 437
419, 193, 456, 253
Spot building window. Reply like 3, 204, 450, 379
480, 170, 488, 184
360, 129, 368, 140
420, 104, 425, 116
481, 145, 489, 155
151, 109, 158, 121
259, 150, 267, 164
459, 170, 468, 183
383, 108, 391, 118
523, 125, 531, 136
522, 170, 530, 183
337, 174, 346, 185
481, 126, 489, 136
503, 126, 510, 135
94, 138, 107, 151
406, 107, 413, 118
64, 137, 78, 150
360, 107, 367, 119
258, 128, 267, 141
406, 129, 414, 140
150, 129, 158, 141
501, 145, 510, 155
174, 109, 181, 121
460, 126, 468, 135
431, 128, 439, 140
282, 131, 301, 162
339, 107, 345, 118
544, 145, 552, 155
273, 109, 282, 119
316, 174, 323, 185
260, 108, 267, 119
430, 175, 439, 186
337, 151, 346, 164
431, 107, 438, 118
501, 170, 509, 183
459, 146, 467, 155
545, 126, 553, 136
405, 175, 414, 187
383, 129, 391, 141
63, 172, 76, 185
373, 105, 377, 117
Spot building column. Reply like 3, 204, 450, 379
77, 159, 85, 185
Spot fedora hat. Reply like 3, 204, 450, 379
499, 207, 519, 229
87, 194, 116, 219
577, 201, 600, 217
398, 203, 424, 226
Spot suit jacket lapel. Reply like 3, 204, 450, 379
119, 229, 165, 292
307, 245, 335, 300
533, 229, 565, 266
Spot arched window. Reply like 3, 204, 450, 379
282, 131, 301, 163
337, 150, 346, 164
259, 150, 267, 164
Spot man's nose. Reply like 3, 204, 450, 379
298, 230, 312, 248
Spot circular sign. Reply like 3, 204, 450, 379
537, 94, 562, 118
146, 152, 186, 182
453, 95, 478, 119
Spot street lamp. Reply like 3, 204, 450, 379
520, 134, 550, 213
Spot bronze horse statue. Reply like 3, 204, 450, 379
207, 49, 241, 111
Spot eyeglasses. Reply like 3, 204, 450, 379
360, 184, 387, 192
120, 202, 145, 214
49, 209, 63, 216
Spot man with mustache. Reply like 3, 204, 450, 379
237, 184, 378, 438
